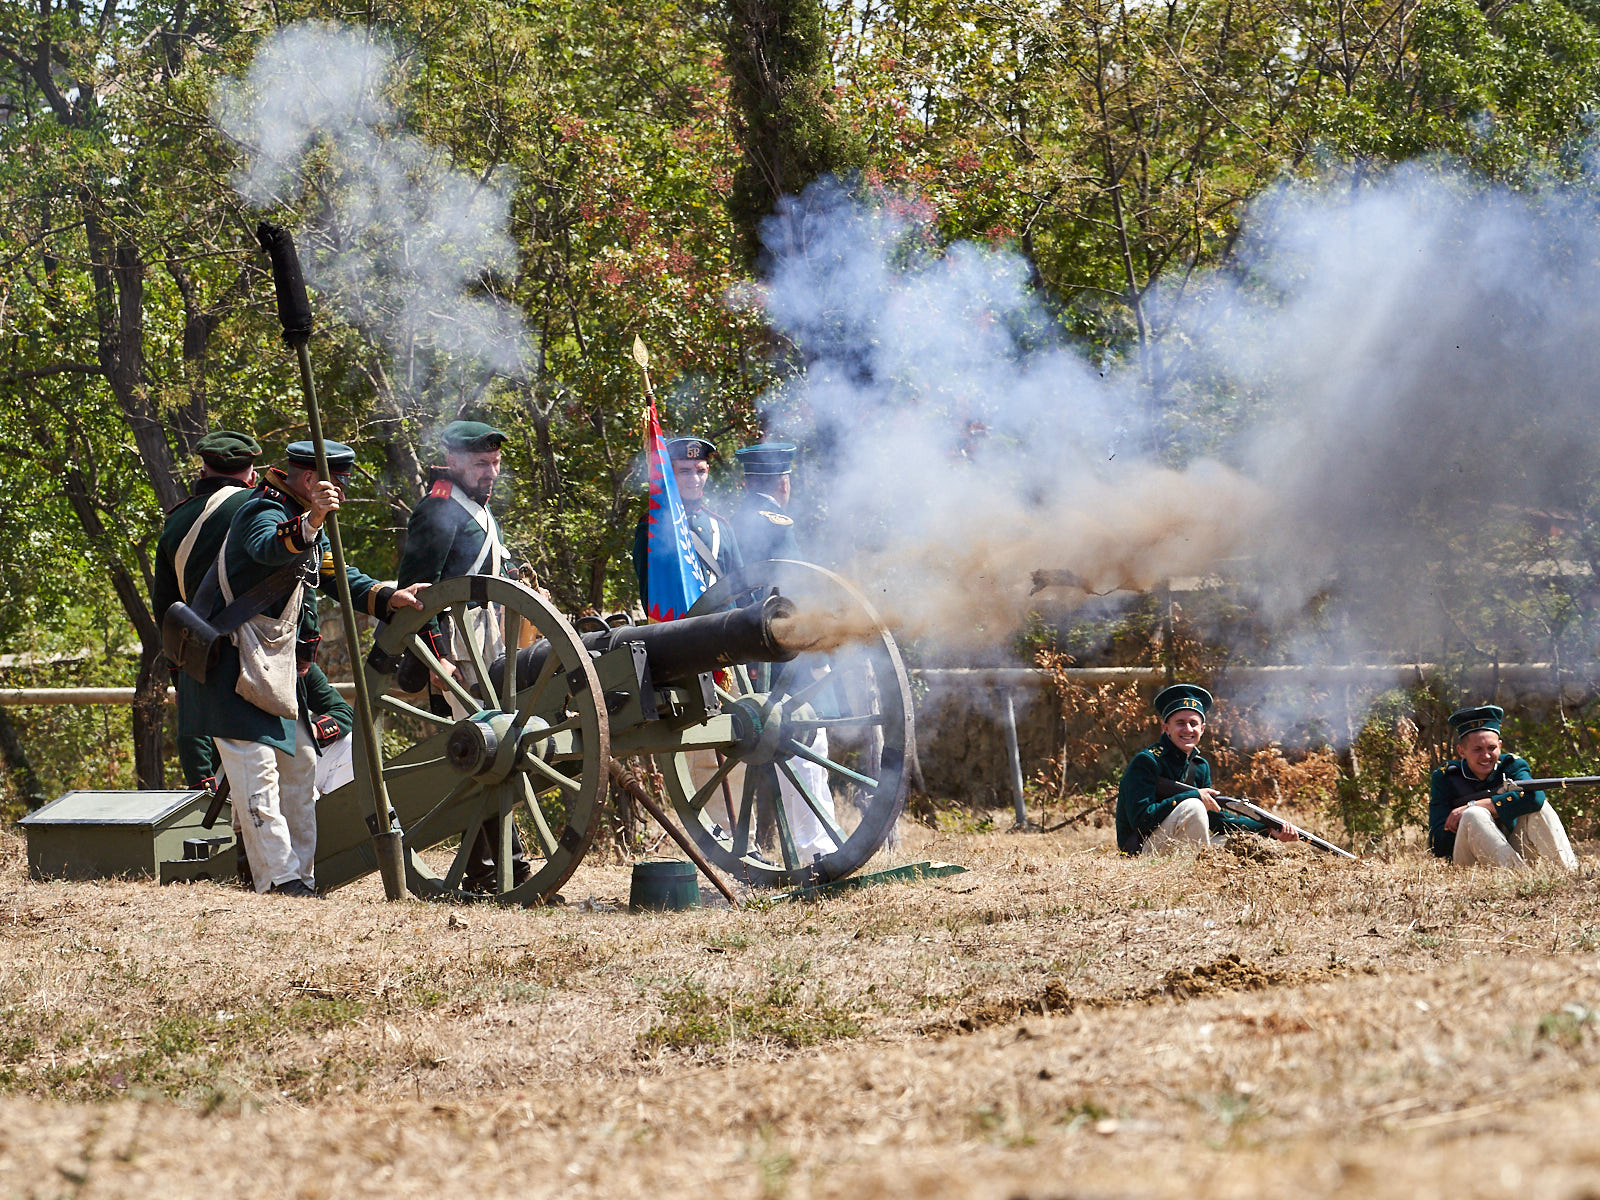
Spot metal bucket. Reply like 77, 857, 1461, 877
629, 860, 700, 912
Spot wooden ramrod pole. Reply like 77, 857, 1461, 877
257, 221, 406, 902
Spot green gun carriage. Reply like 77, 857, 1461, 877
312, 560, 915, 904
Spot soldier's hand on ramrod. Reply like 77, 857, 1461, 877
304, 479, 342, 530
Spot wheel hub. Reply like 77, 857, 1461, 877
727, 695, 816, 766
445, 711, 527, 781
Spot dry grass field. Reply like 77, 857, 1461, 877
4, 812, 1600, 1199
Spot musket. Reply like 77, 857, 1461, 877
1449, 774, 1600, 806
1213, 795, 1358, 861
1152, 776, 1357, 860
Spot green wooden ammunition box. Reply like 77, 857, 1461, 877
20, 790, 224, 881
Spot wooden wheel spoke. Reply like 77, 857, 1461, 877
448, 602, 495, 703
518, 775, 561, 859
533, 711, 582, 740
775, 666, 835, 712
524, 753, 581, 794
714, 684, 741, 707
442, 786, 496, 893
781, 738, 879, 790
787, 714, 886, 731
732, 766, 757, 859
777, 758, 847, 850
514, 649, 563, 725
405, 633, 481, 713
687, 752, 740, 812
402, 776, 480, 852
497, 788, 515, 894
378, 693, 454, 727
767, 767, 800, 870
383, 755, 448, 779
499, 606, 523, 712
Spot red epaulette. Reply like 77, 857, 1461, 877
429, 477, 454, 500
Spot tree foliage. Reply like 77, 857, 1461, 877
4, 0, 1600, 803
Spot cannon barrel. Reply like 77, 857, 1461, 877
495, 591, 800, 694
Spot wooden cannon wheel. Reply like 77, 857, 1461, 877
358, 576, 609, 904
659, 560, 914, 888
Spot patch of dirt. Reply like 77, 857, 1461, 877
943, 953, 1362, 1033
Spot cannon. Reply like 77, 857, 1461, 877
307, 561, 914, 904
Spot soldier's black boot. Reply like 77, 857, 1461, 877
461, 824, 498, 894
462, 818, 532, 893
235, 839, 254, 890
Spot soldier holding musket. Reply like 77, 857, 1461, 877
1430, 705, 1578, 871
1116, 685, 1300, 854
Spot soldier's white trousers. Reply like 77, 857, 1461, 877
215, 728, 318, 893
1453, 803, 1577, 871
1141, 796, 1222, 855
778, 730, 839, 862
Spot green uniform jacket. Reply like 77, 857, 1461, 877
1115, 734, 1267, 854
731, 490, 801, 563
152, 477, 256, 787
176, 471, 396, 753
1428, 754, 1543, 859
396, 471, 516, 645
299, 664, 354, 747
631, 503, 743, 610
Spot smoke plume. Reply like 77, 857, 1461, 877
213, 22, 530, 409
755, 172, 1600, 687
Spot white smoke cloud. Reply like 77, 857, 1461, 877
213, 22, 531, 407
755, 170, 1600, 706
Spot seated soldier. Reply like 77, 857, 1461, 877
1115, 684, 1298, 854
1430, 705, 1577, 871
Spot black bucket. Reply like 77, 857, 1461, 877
629, 860, 701, 912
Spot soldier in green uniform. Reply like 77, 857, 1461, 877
232, 641, 356, 892
152, 430, 263, 789
632, 436, 743, 609
1116, 684, 1297, 854
396, 419, 530, 891
731, 442, 802, 563
1429, 705, 1577, 870
178, 440, 426, 897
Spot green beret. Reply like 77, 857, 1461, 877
736, 442, 797, 476
286, 440, 356, 472
1449, 705, 1504, 740
1154, 683, 1212, 720
194, 430, 261, 471
666, 436, 717, 462
441, 420, 507, 452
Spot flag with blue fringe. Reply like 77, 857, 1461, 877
642, 400, 707, 621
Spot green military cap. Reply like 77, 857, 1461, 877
665, 436, 717, 461
1448, 705, 1504, 740
286, 439, 356, 473
194, 429, 261, 471
735, 442, 797, 476
441, 420, 507, 452
1154, 683, 1212, 720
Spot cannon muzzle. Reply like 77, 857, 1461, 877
495, 591, 800, 694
